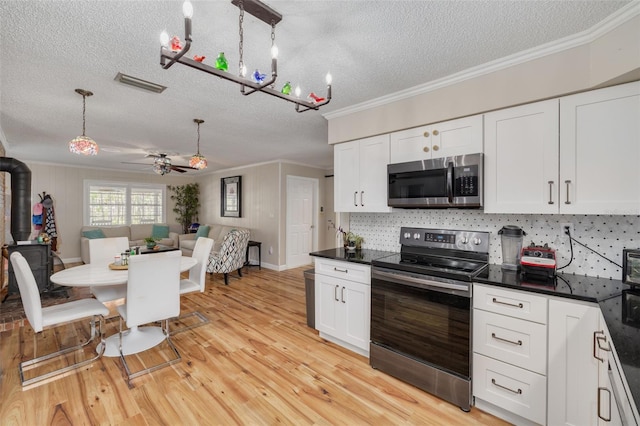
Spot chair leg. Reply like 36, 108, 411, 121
224, 273, 229, 285
20, 315, 106, 387
170, 311, 210, 335
238, 268, 243, 277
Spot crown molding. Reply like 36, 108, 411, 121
323, 1, 640, 120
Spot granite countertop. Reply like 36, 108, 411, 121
309, 248, 398, 265
476, 265, 640, 410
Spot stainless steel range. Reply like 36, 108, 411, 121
370, 227, 490, 411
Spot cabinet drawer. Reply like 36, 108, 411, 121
473, 354, 547, 425
473, 309, 547, 374
315, 258, 370, 284
474, 284, 547, 324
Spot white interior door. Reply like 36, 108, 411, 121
286, 176, 317, 268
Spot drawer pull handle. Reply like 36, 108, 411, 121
491, 378, 522, 395
333, 267, 348, 273
593, 330, 608, 362
596, 335, 611, 352
341, 286, 345, 303
492, 297, 523, 309
334, 285, 339, 302
598, 387, 612, 422
548, 180, 554, 204
491, 333, 522, 346
565, 180, 572, 204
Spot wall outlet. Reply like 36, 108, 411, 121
560, 222, 574, 237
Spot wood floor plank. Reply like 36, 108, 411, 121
0, 266, 509, 425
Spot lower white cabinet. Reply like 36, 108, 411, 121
548, 299, 601, 426
314, 258, 370, 357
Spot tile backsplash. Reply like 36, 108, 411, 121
350, 211, 640, 280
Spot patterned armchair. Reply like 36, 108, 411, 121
207, 229, 251, 285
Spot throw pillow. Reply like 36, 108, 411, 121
82, 229, 106, 239
152, 224, 170, 239
195, 225, 210, 240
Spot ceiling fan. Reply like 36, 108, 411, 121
123, 153, 196, 175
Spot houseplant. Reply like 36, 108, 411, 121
168, 183, 200, 234
143, 237, 157, 249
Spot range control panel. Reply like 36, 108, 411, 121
400, 227, 490, 253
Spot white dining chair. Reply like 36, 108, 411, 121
117, 250, 182, 382
89, 237, 129, 303
173, 237, 214, 333
10, 252, 109, 387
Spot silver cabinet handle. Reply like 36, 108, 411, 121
360, 191, 364, 206
598, 387, 612, 422
593, 330, 610, 362
341, 286, 345, 303
492, 297, 523, 309
491, 378, 522, 395
353, 191, 358, 207
491, 332, 522, 346
333, 267, 348, 273
548, 180, 554, 204
564, 180, 571, 204
334, 285, 339, 302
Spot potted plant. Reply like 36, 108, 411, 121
168, 183, 200, 234
144, 237, 157, 249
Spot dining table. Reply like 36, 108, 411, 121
50, 256, 198, 357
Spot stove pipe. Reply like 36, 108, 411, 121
0, 157, 32, 242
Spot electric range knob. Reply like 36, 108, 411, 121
459, 236, 469, 244
403, 232, 411, 239
413, 233, 420, 240
473, 237, 482, 245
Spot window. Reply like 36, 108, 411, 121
84, 181, 166, 226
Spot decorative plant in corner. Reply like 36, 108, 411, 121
168, 183, 200, 234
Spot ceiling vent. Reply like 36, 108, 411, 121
114, 72, 166, 93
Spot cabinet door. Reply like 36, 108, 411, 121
484, 99, 559, 213
548, 299, 601, 426
432, 115, 483, 159
560, 81, 640, 214
340, 280, 371, 351
358, 134, 391, 213
334, 140, 361, 212
315, 273, 341, 336
389, 125, 432, 163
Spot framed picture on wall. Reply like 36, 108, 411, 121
221, 176, 242, 217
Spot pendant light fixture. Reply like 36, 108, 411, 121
68, 89, 99, 155
189, 118, 208, 170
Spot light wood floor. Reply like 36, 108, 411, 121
0, 266, 508, 425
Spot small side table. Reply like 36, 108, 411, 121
245, 240, 262, 270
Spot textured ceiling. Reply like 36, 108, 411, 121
0, 0, 632, 174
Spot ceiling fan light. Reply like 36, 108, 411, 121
153, 162, 171, 175
189, 153, 207, 170
69, 135, 98, 155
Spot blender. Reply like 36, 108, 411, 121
498, 225, 526, 270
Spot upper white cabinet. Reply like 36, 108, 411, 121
485, 81, 640, 214
484, 99, 559, 213
334, 134, 391, 213
560, 81, 640, 214
389, 115, 483, 164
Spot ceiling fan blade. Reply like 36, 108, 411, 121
172, 164, 197, 170
170, 166, 187, 173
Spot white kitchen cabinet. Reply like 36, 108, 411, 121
484, 81, 640, 214
473, 283, 548, 425
559, 81, 640, 214
389, 115, 483, 164
334, 134, 391, 213
483, 99, 559, 213
314, 258, 371, 356
548, 299, 601, 426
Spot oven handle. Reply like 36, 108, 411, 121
372, 267, 470, 297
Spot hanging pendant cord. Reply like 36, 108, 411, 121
82, 94, 86, 136
196, 121, 201, 155
238, 1, 244, 76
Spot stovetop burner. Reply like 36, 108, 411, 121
372, 227, 490, 281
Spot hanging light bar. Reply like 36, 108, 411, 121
159, 0, 332, 113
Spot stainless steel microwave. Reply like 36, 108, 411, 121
387, 153, 483, 208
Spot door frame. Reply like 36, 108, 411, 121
285, 175, 319, 269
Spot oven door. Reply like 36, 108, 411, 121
371, 267, 472, 379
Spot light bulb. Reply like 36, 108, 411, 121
182, 0, 193, 18
160, 31, 170, 47
271, 44, 279, 59
294, 85, 301, 98
326, 72, 332, 85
